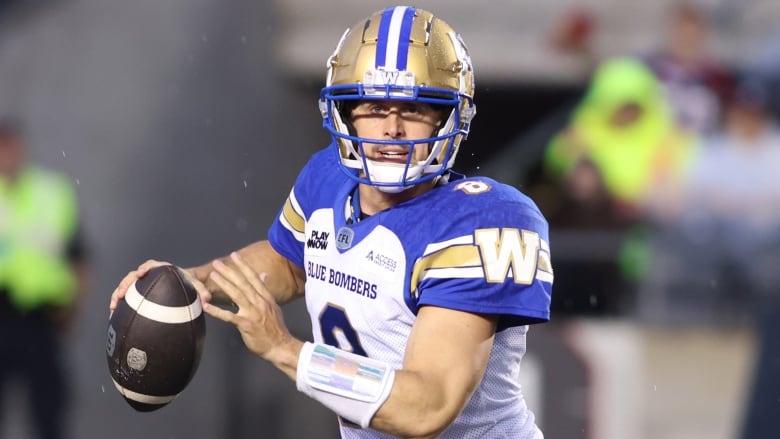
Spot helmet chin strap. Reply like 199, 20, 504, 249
363, 159, 425, 193
372, 175, 443, 195
362, 158, 447, 194
376, 185, 409, 194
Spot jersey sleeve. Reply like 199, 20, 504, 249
267, 148, 340, 269
267, 187, 306, 269
411, 182, 553, 326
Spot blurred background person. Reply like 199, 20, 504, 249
641, 1, 735, 137
737, 29, 780, 439
0, 118, 90, 439
638, 74, 780, 439
526, 56, 698, 439
745, 27, 780, 124
539, 56, 697, 316
643, 76, 780, 323
546, 5, 599, 76
682, 77, 780, 302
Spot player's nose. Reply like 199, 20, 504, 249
382, 111, 405, 139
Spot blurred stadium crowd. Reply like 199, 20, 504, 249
519, 0, 780, 329
1, 0, 780, 438
484, 2, 780, 438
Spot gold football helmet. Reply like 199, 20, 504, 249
320, 6, 477, 192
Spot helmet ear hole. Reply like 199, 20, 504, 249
338, 101, 360, 134
337, 100, 358, 120
434, 105, 454, 131
335, 100, 359, 159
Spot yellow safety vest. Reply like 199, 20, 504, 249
0, 165, 78, 311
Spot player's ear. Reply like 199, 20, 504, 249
339, 101, 359, 131
337, 101, 360, 159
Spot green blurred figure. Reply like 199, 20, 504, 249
0, 119, 89, 439
539, 57, 697, 315
545, 56, 696, 221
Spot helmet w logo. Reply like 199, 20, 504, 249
364, 69, 415, 88
377, 70, 399, 84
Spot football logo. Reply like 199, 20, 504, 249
127, 347, 148, 372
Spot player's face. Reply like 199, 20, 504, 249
350, 100, 443, 164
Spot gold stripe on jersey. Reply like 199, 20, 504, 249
282, 196, 305, 235
410, 231, 554, 298
410, 243, 482, 298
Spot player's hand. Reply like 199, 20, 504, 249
200, 252, 299, 364
109, 259, 171, 317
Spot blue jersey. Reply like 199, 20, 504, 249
269, 147, 552, 438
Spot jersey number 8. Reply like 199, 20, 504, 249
319, 303, 368, 357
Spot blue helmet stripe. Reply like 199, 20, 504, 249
374, 7, 395, 68
396, 7, 416, 70
375, 6, 417, 70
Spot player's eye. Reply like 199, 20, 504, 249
401, 103, 437, 122
352, 102, 389, 117
369, 104, 388, 115
401, 104, 418, 113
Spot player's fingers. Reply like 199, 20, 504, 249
211, 258, 257, 303
189, 274, 213, 304
209, 265, 251, 309
202, 301, 238, 324
138, 259, 169, 275
175, 266, 212, 303
115, 270, 137, 295
229, 252, 271, 302
109, 259, 169, 311
116, 260, 166, 295
109, 269, 141, 312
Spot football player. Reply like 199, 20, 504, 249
111, 6, 552, 438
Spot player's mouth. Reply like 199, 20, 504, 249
375, 148, 410, 164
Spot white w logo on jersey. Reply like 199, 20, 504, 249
475, 228, 541, 284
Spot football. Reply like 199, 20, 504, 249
106, 264, 206, 412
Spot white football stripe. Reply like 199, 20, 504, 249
112, 378, 177, 404
125, 283, 202, 324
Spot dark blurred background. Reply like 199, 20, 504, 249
1, 0, 779, 438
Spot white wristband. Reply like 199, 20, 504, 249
296, 342, 395, 428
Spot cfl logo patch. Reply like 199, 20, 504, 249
336, 227, 354, 250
